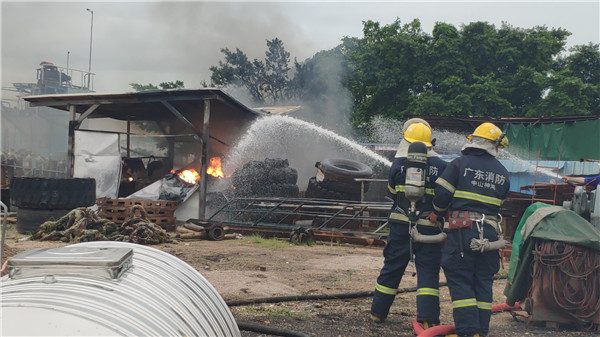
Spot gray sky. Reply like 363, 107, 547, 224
1, 0, 599, 103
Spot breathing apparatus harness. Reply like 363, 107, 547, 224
404, 142, 447, 268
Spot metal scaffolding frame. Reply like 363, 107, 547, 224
189, 196, 393, 245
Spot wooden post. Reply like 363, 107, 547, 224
126, 120, 131, 158
67, 105, 77, 177
199, 99, 211, 219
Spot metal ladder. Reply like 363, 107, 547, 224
530, 150, 561, 205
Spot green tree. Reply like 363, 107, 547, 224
210, 48, 265, 102
158, 81, 185, 89
346, 19, 429, 127
210, 38, 293, 104
129, 83, 158, 91
129, 81, 185, 91
345, 19, 579, 127
555, 43, 600, 115
288, 45, 350, 102
264, 38, 291, 102
529, 70, 590, 116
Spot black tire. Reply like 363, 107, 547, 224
263, 158, 289, 169
317, 158, 373, 182
320, 179, 370, 194
231, 159, 299, 198
267, 167, 298, 184
264, 183, 299, 198
16, 208, 70, 234
305, 177, 319, 198
304, 177, 359, 201
10, 177, 96, 209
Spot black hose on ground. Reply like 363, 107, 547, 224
236, 320, 312, 337
227, 290, 376, 306
227, 286, 422, 306
231, 275, 508, 337
227, 275, 507, 307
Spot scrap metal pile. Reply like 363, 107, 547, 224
33, 206, 172, 245
504, 203, 600, 330
530, 239, 600, 330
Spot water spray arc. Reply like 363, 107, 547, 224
221, 115, 392, 191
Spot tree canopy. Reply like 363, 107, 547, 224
205, 20, 599, 128
129, 81, 185, 91
210, 38, 292, 104
344, 19, 599, 127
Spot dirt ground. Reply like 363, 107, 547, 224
1, 222, 598, 337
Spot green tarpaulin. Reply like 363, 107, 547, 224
505, 119, 600, 161
504, 202, 600, 305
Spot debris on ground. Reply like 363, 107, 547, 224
176, 222, 236, 241
32, 206, 172, 245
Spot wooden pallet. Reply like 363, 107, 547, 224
96, 197, 177, 232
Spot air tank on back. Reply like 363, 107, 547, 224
0, 241, 240, 337
404, 141, 428, 207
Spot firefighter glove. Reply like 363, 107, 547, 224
470, 238, 509, 252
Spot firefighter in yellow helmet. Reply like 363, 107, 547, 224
394, 118, 439, 158
371, 119, 448, 328
466, 122, 509, 152
428, 122, 510, 337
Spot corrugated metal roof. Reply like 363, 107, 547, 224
500, 160, 599, 175
499, 160, 599, 193
23, 88, 264, 121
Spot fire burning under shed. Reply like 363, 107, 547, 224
24, 89, 266, 219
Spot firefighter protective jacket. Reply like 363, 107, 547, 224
432, 148, 510, 216
584, 174, 600, 187
388, 155, 448, 223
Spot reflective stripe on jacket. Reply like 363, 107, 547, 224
432, 148, 509, 216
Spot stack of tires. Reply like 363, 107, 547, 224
10, 177, 96, 234
305, 158, 373, 201
230, 158, 299, 198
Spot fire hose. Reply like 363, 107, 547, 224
236, 321, 311, 337
412, 303, 523, 337
227, 275, 513, 337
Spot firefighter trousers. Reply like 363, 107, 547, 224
441, 225, 500, 336
371, 221, 442, 322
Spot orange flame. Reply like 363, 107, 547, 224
178, 169, 200, 184
207, 157, 224, 178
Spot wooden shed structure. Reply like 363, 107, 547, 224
24, 89, 265, 219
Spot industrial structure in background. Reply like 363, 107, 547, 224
10, 61, 94, 106
1, 61, 95, 202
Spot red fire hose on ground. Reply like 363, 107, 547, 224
412, 303, 523, 337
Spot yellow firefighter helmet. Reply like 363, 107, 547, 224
403, 122, 432, 147
467, 122, 509, 148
